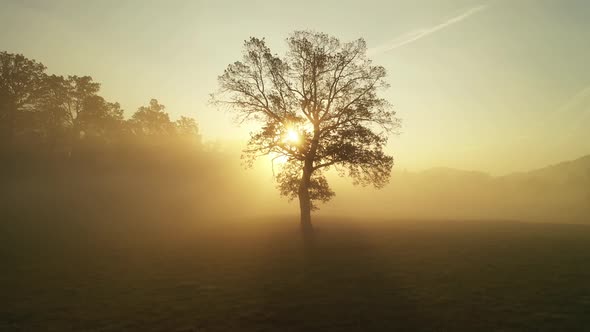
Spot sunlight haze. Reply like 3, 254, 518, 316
3, 2, 590, 330
2, 0, 589, 174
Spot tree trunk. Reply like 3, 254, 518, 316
298, 163, 313, 236
298, 123, 320, 238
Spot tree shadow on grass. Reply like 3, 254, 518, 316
236, 218, 435, 332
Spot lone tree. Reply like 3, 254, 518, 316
213, 31, 399, 234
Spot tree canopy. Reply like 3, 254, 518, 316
213, 31, 399, 231
0, 51, 201, 159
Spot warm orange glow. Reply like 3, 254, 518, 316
283, 128, 301, 145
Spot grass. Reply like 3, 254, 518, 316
2, 217, 590, 331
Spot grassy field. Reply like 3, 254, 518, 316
3, 217, 590, 331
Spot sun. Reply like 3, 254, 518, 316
284, 128, 301, 145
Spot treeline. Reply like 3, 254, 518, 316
1, 51, 259, 228
0, 51, 202, 175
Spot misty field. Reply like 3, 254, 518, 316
3, 2, 590, 331
3, 217, 590, 331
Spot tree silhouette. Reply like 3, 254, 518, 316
1, 51, 202, 166
36, 74, 71, 150
0, 51, 46, 147
175, 116, 201, 143
130, 99, 176, 137
213, 31, 399, 233
77, 95, 124, 141
36, 75, 122, 153
60, 75, 102, 140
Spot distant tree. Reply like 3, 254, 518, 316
213, 31, 399, 234
175, 116, 198, 135
0, 50, 203, 178
62, 76, 101, 137
0, 52, 46, 146
129, 99, 176, 137
36, 75, 71, 150
175, 116, 201, 143
78, 95, 124, 141
37, 75, 122, 151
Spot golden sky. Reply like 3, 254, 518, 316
2, 0, 589, 174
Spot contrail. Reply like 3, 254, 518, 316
368, 4, 489, 55
512, 84, 590, 146
554, 84, 590, 144
554, 85, 590, 115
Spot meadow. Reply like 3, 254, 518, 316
2, 5, 590, 331
3, 213, 590, 331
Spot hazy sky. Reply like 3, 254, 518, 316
1, 0, 589, 174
